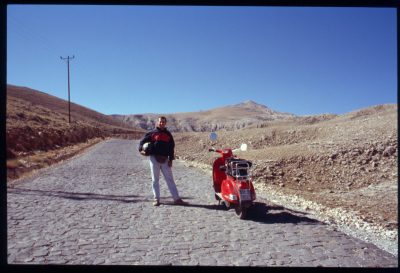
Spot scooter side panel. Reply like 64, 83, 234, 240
212, 158, 226, 192
221, 178, 239, 204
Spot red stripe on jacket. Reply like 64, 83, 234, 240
151, 132, 171, 142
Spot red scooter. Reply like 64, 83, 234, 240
209, 133, 256, 219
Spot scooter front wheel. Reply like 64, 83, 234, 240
234, 204, 247, 219
219, 199, 230, 210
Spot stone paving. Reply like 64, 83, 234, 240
7, 139, 398, 267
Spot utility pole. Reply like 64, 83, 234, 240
60, 55, 75, 123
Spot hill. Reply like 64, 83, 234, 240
6, 84, 144, 179
111, 100, 296, 132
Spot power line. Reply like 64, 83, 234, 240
60, 55, 75, 124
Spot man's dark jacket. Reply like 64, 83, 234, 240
138, 127, 175, 160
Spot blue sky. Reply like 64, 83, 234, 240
7, 5, 397, 116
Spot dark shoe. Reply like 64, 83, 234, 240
153, 200, 160, 206
173, 198, 188, 205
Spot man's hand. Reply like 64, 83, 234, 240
168, 160, 173, 167
140, 150, 147, 156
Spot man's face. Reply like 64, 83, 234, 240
158, 118, 167, 130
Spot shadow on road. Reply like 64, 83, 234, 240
247, 202, 321, 225
163, 202, 228, 210
7, 187, 144, 203
8, 188, 322, 225
166, 200, 321, 225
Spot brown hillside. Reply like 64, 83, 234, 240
7, 84, 133, 128
6, 84, 145, 180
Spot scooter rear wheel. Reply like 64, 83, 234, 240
234, 204, 247, 219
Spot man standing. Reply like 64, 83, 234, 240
139, 116, 187, 206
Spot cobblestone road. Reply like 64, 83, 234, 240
7, 139, 398, 266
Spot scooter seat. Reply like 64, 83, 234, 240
226, 158, 252, 167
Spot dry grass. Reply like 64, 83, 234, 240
7, 137, 106, 183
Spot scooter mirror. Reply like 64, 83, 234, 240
240, 143, 248, 152
210, 132, 218, 141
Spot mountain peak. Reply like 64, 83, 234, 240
235, 100, 268, 108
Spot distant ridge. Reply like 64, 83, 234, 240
111, 100, 296, 132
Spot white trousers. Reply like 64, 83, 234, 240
149, 155, 180, 201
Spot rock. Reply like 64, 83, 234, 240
376, 143, 386, 152
360, 159, 368, 165
383, 146, 396, 157
351, 149, 362, 156
366, 148, 378, 156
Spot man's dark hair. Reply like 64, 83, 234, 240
159, 116, 167, 122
